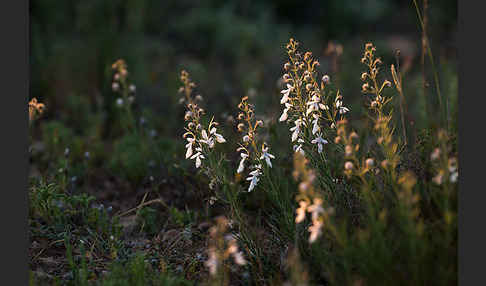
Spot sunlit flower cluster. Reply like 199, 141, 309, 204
360, 43, 400, 172
279, 38, 349, 157
205, 216, 246, 277
180, 70, 226, 169
28, 97, 46, 122
293, 152, 334, 243
236, 96, 274, 192
360, 43, 392, 109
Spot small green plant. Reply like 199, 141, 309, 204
100, 253, 193, 286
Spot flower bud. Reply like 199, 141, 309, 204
365, 158, 374, 168
345, 145, 353, 156
344, 161, 354, 170
237, 123, 245, 132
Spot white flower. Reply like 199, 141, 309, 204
246, 165, 262, 192
116, 98, 123, 106
210, 127, 226, 143
306, 94, 320, 116
237, 153, 249, 173
190, 148, 205, 168
311, 116, 320, 135
205, 247, 218, 275
290, 119, 304, 142
279, 103, 292, 122
311, 134, 328, 153
200, 129, 215, 148
260, 145, 275, 168
185, 137, 195, 159
307, 198, 324, 221
280, 84, 294, 104
233, 251, 247, 265
308, 220, 323, 243
450, 171, 458, 183
295, 201, 308, 223
335, 99, 350, 114
293, 139, 305, 155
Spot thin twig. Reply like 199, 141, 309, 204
115, 198, 167, 218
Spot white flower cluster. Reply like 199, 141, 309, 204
279, 39, 350, 157
237, 144, 275, 192
236, 96, 275, 192
184, 121, 226, 169
180, 70, 226, 169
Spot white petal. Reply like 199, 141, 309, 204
201, 129, 208, 140
280, 93, 289, 104
215, 134, 226, 143
265, 157, 272, 168
237, 158, 246, 173
279, 110, 288, 122
185, 145, 193, 159
291, 130, 299, 142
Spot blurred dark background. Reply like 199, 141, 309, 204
30, 0, 457, 139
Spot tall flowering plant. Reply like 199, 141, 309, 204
278, 38, 349, 159
235, 96, 275, 192
180, 70, 226, 170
